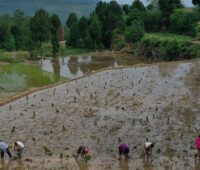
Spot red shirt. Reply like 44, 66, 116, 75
196, 138, 200, 148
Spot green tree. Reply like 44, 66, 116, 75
11, 9, 26, 50
170, 9, 199, 36
66, 12, 78, 28
88, 13, 102, 49
0, 14, 15, 51
143, 10, 162, 31
50, 14, 61, 58
193, 0, 200, 6
195, 22, 200, 39
123, 4, 130, 15
30, 9, 50, 58
125, 21, 144, 43
131, 0, 146, 12
78, 16, 88, 42
158, 0, 183, 28
67, 22, 79, 48
126, 8, 143, 26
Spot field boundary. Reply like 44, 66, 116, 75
0, 59, 199, 107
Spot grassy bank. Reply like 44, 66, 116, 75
132, 33, 200, 61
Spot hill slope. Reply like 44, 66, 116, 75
0, 0, 97, 24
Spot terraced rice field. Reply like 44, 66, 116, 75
0, 60, 199, 169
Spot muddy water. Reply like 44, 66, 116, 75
27, 55, 148, 78
0, 60, 199, 169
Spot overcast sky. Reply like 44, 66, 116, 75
102, 0, 194, 7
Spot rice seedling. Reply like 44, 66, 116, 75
34, 95, 36, 98
146, 138, 148, 142
20, 113, 23, 116
65, 154, 69, 158
183, 150, 187, 153
146, 129, 151, 132
26, 96, 28, 100
51, 103, 54, 107
90, 94, 92, 98
11, 126, 16, 133
64, 147, 69, 151
31, 111, 36, 118
146, 116, 148, 122
157, 148, 161, 153
118, 138, 122, 143
62, 126, 66, 131
56, 109, 59, 113
32, 137, 36, 141
60, 153, 63, 158
165, 137, 170, 141
74, 96, 76, 102
9, 105, 12, 111
50, 130, 53, 134
121, 107, 125, 111
133, 146, 137, 149
86, 155, 91, 160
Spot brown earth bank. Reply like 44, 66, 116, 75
0, 60, 199, 169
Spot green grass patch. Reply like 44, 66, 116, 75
62, 47, 94, 56
146, 33, 193, 41
0, 64, 67, 91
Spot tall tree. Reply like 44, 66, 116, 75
159, 0, 183, 28
50, 14, 61, 58
88, 13, 102, 49
192, 0, 200, 6
131, 0, 146, 12
0, 14, 15, 51
30, 9, 50, 58
78, 16, 88, 42
123, 4, 130, 15
66, 12, 78, 28
11, 9, 26, 50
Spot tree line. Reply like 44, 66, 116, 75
0, 0, 200, 58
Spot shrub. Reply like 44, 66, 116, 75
125, 21, 144, 43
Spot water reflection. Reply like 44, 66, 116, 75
143, 160, 154, 170
119, 159, 130, 170
28, 55, 148, 79
75, 159, 90, 170
0, 159, 12, 169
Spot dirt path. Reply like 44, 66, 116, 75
0, 60, 199, 169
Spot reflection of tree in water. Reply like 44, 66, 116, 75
158, 63, 178, 78
119, 160, 129, 170
79, 56, 115, 75
185, 62, 200, 101
143, 160, 154, 170
68, 57, 79, 76
51, 59, 61, 76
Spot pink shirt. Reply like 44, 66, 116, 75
196, 138, 200, 148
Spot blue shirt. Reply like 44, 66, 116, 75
0, 142, 8, 152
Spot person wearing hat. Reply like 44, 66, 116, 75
0, 142, 12, 159
75, 146, 89, 159
144, 142, 154, 157
194, 135, 200, 160
118, 144, 129, 159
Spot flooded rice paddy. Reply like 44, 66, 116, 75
27, 55, 148, 78
0, 64, 67, 98
0, 60, 199, 169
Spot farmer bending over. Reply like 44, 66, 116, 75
144, 142, 154, 157
0, 142, 12, 159
14, 141, 24, 160
75, 146, 88, 159
119, 144, 129, 159
194, 135, 200, 160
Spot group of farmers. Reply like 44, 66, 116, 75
75, 142, 155, 160
0, 141, 24, 160
1, 135, 200, 161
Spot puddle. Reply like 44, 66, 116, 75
0, 60, 199, 169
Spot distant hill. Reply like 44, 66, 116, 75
0, 0, 97, 24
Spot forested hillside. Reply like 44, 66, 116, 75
0, 0, 96, 24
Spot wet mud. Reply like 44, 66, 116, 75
0, 60, 199, 169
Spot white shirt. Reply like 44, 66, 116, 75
145, 142, 152, 148
15, 141, 24, 149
